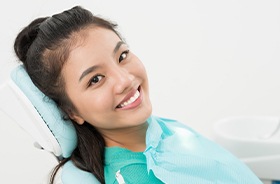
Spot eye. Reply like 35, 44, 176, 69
119, 50, 129, 63
88, 75, 104, 87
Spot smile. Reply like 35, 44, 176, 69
117, 87, 142, 109
119, 90, 140, 108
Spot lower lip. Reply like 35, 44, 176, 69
118, 88, 142, 110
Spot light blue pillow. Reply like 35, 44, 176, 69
11, 65, 77, 158
62, 161, 100, 183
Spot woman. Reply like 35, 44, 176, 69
14, 6, 262, 184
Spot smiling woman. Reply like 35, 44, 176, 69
13, 5, 262, 184
63, 28, 151, 132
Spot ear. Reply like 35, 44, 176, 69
67, 109, 85, 125
69, 114, 85, 125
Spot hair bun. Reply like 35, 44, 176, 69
14, 17, 48, 63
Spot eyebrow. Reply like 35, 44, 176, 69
79, 41, 125, 82
113, 41, 125, 55
79, 65, 99, 82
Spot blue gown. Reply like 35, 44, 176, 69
62, 115, 262, 184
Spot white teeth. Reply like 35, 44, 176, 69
120, 90, 140, 108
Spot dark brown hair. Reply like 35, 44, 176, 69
14, 6, 122, 183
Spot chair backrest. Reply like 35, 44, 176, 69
0, 64, 77, 159
0, 64, 100, 183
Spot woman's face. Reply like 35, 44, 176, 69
62, 27, 152, 132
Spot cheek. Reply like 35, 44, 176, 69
78, 92, 114, 126
78, 90, 113, 115
133, 60, 148, 79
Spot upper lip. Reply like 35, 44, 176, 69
116, 86, 140, 108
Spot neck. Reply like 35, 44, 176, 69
100, 122, 148, 152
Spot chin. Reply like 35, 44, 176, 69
139, 103, 152, 123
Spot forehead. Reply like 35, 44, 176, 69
63, 27, 122, 78
69, 27, 121, 57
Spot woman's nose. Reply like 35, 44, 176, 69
113, 67, 134, 94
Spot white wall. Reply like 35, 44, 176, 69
0, 0, 279, 183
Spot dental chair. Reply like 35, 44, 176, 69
0, 64, 99, 183
214, 116, 280, 184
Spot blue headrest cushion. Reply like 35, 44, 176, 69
11, 65, 77, 158
62, 161, 100, 183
